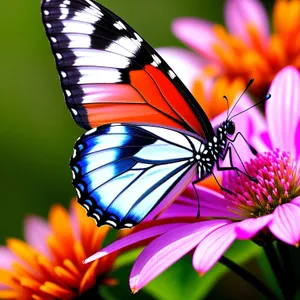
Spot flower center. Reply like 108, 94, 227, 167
225, 150, 300, 218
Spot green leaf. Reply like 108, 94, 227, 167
115, 248, 144, 269
256, 249, 284, 300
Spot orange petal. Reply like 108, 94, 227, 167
49, 205, 75, 246
40, 281, 77, 299
90, 226, 110, 255
54, 266, 81, 288
63, 259, 82, 278
73, 241, 87, 273
71, 200, 98, 252
32, 295, 56, 300
36, 255, 58, 282
0, 269, 15, 288
0, 290, 20, 299
6, 239, 39, 270
20, 277, 41, 291
79, 260, 99, 294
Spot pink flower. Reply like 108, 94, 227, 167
83, 66, 300, 292
170, 0, 300, 97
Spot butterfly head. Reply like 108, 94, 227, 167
224, 120, 235, 136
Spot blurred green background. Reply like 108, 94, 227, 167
0, 0, 276, 299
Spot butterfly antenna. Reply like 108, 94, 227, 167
223, 95, 230, 119
228, 78, 254, 119
229, 93, 271, 120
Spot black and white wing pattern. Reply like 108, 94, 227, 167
41, 0, 214, 139
70, 124, 200, 229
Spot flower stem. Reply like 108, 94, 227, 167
219, 256, 278, 300
277, 241, 297, 298
263, 243, 293, 300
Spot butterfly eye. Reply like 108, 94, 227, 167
226, 121, 235, 135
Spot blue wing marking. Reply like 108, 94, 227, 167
70, 123, 197, 229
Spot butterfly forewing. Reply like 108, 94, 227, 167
70, 124, 199, 229
41, 0, 214, 139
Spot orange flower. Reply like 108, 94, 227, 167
0, 199, 118, 299
172, 0, 300, 98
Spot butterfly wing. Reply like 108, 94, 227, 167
70, 123, 200, 228
41, 0, 214, 140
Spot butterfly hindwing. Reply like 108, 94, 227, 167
41, 0, 214, 139
70, 123, 199, 229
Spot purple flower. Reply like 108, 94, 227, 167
169, 0, 300, 97
83, 66, 300, 292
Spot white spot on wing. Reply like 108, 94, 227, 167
44, 10, 49, 15
61, 71, 67, 78
134, 32, 143, 42
168, 70, 176, 79
85, 127, 97, 135
93, 213, 100, 221
114, 20, 127, 30
86, 0, 100, 10
107, 36, 140, 58
151, 54, 161, 67
67, 34, 91, 48
124, 223, 134, 228
76, 188, 81, 198
50, 37, 57, 43
46, 23, 52, 28
65, 90, 71, 97
71, 108, 78, 116
77, 67, 122, 84
56, 53, 63, 60
73, 49, 130, 68
106, 220, 117, 227
61, 20, 95, 34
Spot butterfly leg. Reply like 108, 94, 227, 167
218, 146, 258, 183
191, 180, 201, 218
211, 172, 236, 196
227, 132, 257, 155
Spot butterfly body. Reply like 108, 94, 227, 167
42, 0, 245, 229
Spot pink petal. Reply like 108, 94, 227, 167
83, 223, 186, 264
180, 184, 239, 219
193, 222, 237, 274
0, 246, 15, 270
24, 216, 51, 257
291, 196, 300, 207
156, 47, 204, 90
172, 18, 221, 61
235, 215, 273, 239
267, 66, 300, 156
252, 131, 272, 153
269, 203, 300, 245
224, 0, 270, 45
130, 219, 231, 292
295, 120, 300, 160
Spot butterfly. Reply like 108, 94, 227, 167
41, 0, 258, 229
